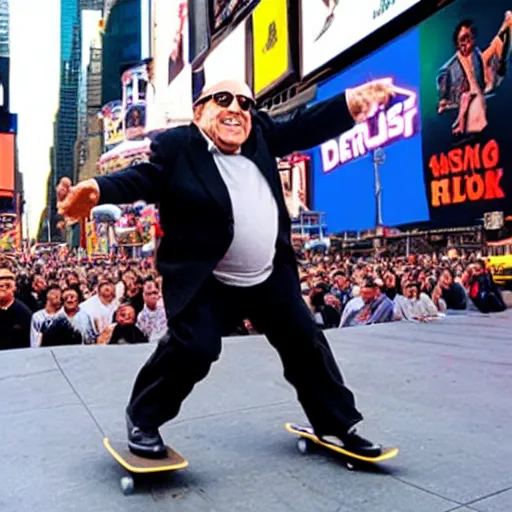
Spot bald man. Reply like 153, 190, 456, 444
58, 78, 395, 459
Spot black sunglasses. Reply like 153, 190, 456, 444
195, 91, 255, 111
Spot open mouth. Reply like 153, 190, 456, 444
221, 117, 242, 127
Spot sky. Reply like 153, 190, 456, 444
10, 0, 60, 239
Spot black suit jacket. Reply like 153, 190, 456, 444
95, 92, 355, 318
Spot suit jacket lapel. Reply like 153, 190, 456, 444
187, 125, 232, 216
186, 123, 284, 217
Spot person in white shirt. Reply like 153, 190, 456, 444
136, 279, 168, 343
80, 279, 119, 337
30, 285, 62, 347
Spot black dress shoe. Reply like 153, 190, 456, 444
319, 427, 382, 458
126, 415, 167, 459
340, 429, 382, 457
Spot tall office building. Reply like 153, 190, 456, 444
40, 0, 81, 242
0, 0, 9, 57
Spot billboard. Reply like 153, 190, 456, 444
0, 213, 20, 252
251, 0, 292, 98
0, 133, 15, 198
419, 0, 512, 224
0, 57, 9, 111
201, 20, 247, 88
188, 0, 210, 66
278, 155, 311, 218
309, 29, 429, 232
300, 0, 421, 78
122, 63, 148, 140
308, 0, 512, 233
212, 0, 260, 33
101, 100, 124, 150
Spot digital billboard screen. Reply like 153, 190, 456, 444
308, 0, 512, 232
0, 133, 15, 198
300, 0, 421, 78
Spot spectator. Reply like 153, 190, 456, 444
465, 261, 507, 313
30, 285, 62, 347
432, 269, 467, 311
339, 277, 394, 328
136, 279, 168, 342
80, 278, 119, 336
0, 268, 32, 350
98, 302, 148, 345
394, 282, 442, 322
42, 287, 97, 346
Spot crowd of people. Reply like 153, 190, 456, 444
0, 246, 508, 351
299, 250, 508, 330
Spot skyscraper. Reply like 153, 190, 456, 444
42, 0, 81, 242
0, 0, 9, 58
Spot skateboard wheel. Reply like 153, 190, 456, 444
345, 461, 355, 471
120, 476, 134, 495
297, 438, 309, 455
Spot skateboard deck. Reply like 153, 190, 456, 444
285, 423, 398, 469
103, 438, 188, 494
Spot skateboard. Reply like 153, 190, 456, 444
285, 423, 398, 470
103, 438, 188, 494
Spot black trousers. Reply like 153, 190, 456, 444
126, 267, 363, 435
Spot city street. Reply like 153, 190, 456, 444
1, 309, 511, 512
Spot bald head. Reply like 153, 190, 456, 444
195, 79, 254, 106
193, 78, 254, 154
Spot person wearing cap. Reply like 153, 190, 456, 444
0, 268, 32, 351
56, 77, 396, 459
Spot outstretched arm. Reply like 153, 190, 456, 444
94, 135, 169, 205
260, 79, 395, 158
58, 133, 172, 222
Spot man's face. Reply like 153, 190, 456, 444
99, 282, 115, 303
143, 282, 160, 310
360, 286, 377, 304
457, 26, 475, 57
33, 275, 46, 294
404, 284, 418, 300
62, 290, 79, 313
194, 80, 253, 154
116, 305, 136, 326
47, 289, 62, 309
0, 278, 15, 305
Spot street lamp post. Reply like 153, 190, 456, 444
372, 148, 385, 254
373, 147, 385, 228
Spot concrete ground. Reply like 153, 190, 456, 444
1, 309, 511, 512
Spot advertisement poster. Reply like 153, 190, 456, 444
309, 29, 429, 232
99, 140, 151, 175
101, 100, 124, 151
188, 0, 210, 66
278, 155, 310, 219
212, 0, 260, 32
168, 1, 188, 85
419, 0, 512, 224
251, 0, 291, 97
122, 64, 148, 140
0, 133, 14, 197
201, 20, 247, 87
0, 213, 20, 252
300, 0, 421, 78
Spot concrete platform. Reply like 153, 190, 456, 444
1, 309, 511, 512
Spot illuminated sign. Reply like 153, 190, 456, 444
320, 82, 418, 172
300, 0, 421, 78
428, 140, 505, 207
252, 0, 291, 97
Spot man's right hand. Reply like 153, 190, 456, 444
56, 177, 100, 224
